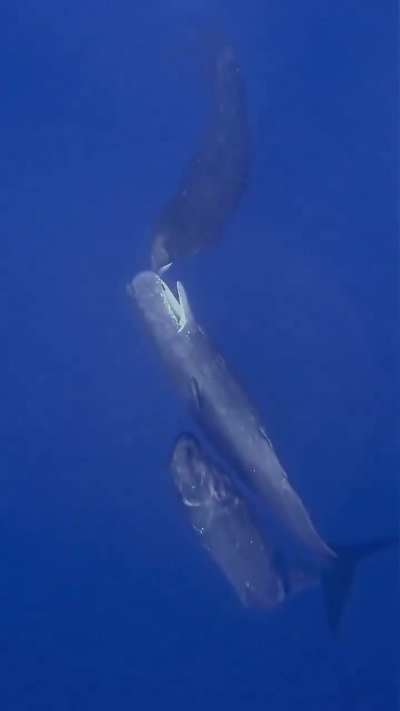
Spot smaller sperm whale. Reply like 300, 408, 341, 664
171, 433, 398, 633
151, 44, 250, 273
170, 432, 285, 608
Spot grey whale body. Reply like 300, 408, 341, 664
151, 44, 250, 272
128, 270, 334, 565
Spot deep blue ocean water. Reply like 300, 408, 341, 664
1, 2, 398, 709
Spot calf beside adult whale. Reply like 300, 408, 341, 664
170, 433, 396, 633
128, 272, 398, 630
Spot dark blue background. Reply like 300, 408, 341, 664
1, 2, 397, 709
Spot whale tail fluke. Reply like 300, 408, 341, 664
322, 536, 398, 636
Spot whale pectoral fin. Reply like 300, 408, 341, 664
258, 425, 275, 452
190, 377, 203, 411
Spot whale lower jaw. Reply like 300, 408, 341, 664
159, 262, 172, 275
160, 277, 191, 332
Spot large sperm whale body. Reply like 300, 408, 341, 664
128, 270, 334, 565
151, 44, 250, 273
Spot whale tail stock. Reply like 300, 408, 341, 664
322, 536, 398, 636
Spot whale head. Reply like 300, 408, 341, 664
128, 271, 193, 345
170, 433, 230, 510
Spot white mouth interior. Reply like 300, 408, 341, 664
160, 279, 187, 332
